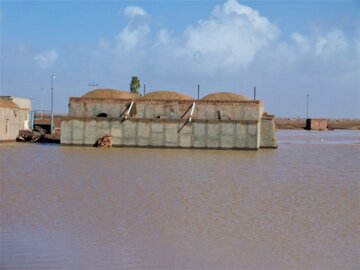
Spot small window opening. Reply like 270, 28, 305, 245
96, 113, 108, 117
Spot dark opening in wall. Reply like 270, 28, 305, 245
96, 113, 108, 117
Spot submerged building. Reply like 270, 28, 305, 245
0, 96, 32, 141
61, 89, 277, 150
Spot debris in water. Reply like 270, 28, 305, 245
16, 126, 45, 143
95, 135, 112, 148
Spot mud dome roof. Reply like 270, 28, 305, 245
82, 89, 140, 99
143, 91, 193, 100
201, 92, 249, 101
0, 97, 19, 109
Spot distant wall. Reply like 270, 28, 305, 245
306, 118, 328, 131
68, 98, 263, 121
61, 118, 260, 150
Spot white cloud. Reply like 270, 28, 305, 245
3, 0, 359, 118
34, 49, 58, 69
87, 0, 359, 117
314, 29, 348, 58
123, 6, 147, 19
291, 33, 311, 54
115, 25, 150, 51
154, 29, 172, 46
113, 0, 280, 71
96, 0, 359, 78
114, 5, 151, 51
97, 38, 110, 50
260, 27, 355, 72
180, 0, 279, 70
356, 32, 360, 57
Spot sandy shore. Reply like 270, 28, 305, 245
275, 118, 360, 130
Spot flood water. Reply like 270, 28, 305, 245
1, 130, 359, 270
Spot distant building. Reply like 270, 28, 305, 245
306, 118, 328, 131
0, 96, 32, 141
61, 89, 277, 150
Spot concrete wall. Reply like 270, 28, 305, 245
260, 117, 277, 148
0, 107, 29, 141
64, 98, 277, 150
68, 98, 263, 121
61, 118, 260, 149
12, 97, 32, 110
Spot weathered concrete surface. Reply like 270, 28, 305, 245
260, 118, 277, 148
68, 98, 262, 121
61, 118, 261, 149
0, 97, 31, 141
63, 97, 277, 150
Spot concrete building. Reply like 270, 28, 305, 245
61, 89, 277, 150
306, 118, 328, 131
0, 96, 32, 141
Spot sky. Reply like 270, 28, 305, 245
1, 0, 359, 118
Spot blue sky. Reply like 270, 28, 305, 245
1, 0, 359, 118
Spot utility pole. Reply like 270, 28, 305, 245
306, 94, 310, 119
30, 96, 34, 130
253, 86, 256, 100
197, 84, 200, 100
143, 84, 146, 96
40, 87, 44, 119
51, 75, 55, 134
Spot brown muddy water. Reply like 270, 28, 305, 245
1, 130, 359, 270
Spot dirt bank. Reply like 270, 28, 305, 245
275, 118, 360, 130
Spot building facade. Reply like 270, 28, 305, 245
0, 96, 32, 141
61, 90, 277, 150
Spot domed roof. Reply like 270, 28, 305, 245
0, 97, 19, 109
201, 92, 249, 101
82, 89, 140, 99
143, 91, 193, 100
